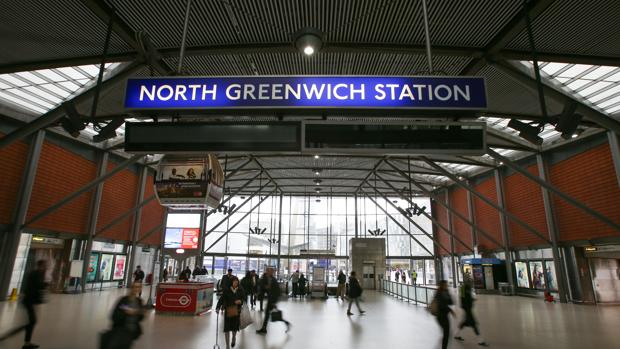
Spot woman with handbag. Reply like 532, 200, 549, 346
222, 278, 245, 348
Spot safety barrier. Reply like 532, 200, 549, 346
382, 280, 437, 306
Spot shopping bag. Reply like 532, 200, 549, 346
239, 305, 253, 329
270, 309, 283, 322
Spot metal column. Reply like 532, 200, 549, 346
0, 130, 45, 299
466, 184, 478, 256
158, 209, 169, 282
276, 193, 283, 273
609, 131, 620, 188
445, 190, 457, 288
537, 154, 569, 303
354, 193, 359, 238
80, 151, 109, 292
494, 169, 514, 287
126, 165, 149, 287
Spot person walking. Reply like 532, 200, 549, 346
395, 270, 400, 283
133, 266, 145, 283
256, 267, 290, 334
433, 280, 455, 349
102, 282, 145, 349
297, 273, 306, 297
249, 270, 258, 309
220, 269, 235, 291
222, 278, 245, 348
346, 271, 365, 316
257, 271, 267, 311
179, 266, 192, 282
336, 270, 347, 300
192, 265, 202, 279
240, 271, 253, 306
454, 283, 489, 346
412, 270, 418, 285
290, 270, 300, 298
401, 270, 407, 284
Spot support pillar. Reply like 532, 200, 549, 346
354, 194, 359, 238
537, 154, 569, 303
158, 208, 169, 282
609, 131, 620, 187
0, 130, 45, 299
126, 165, 149, 287
276, 193, 283, 273
445, 190, 457, 288
80, 151, 109, 292
494, 169, 514, 287
466, 183, 477, 256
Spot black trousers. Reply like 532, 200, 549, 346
459, 309, 480, 335
437, 316, 450, 349
291, 282, 298, 297
24, 302, 36, 342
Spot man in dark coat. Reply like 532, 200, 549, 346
454, 282, 489, 346
133, 266, 145, 283
434, 280, 455, 349
21, 260, 48, 349
346, 271, 365, 316
256, 267, 290, 334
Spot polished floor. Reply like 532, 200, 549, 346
1, 287, 619, 349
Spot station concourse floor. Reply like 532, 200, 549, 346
1, 288, 619, 349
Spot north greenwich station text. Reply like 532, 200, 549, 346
139, 83, 473, 102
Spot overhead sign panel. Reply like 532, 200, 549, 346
124, 76, 487, 110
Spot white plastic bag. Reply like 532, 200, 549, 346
239, 304, 253, 329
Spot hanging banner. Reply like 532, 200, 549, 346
125, 76, 487, 110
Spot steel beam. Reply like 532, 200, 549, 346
537, 154, 569, 302
354, 159, 386, 193
421, 157, 552, 244
158, 208, 169, 282
379, 163, 504, 249
495, 169, 515, 287
251, 157, 282, 193
491, 60, 620, 134
360, 190, 435, 256
137, 221, 165, 244
460, 0, 558, 75
80, 151, 109, 292
354, 194, 359, 238
445, 190, 458, 288
488, 148, 620, 232
0, 61, 144, 150
23, 154, 144, 228
126, 165, 149, 287
205, 188, 277, 252
94, 195, 156, 237
209, 171, 262, 217
205, 180, 273, 235
277, 193, 283, 272
466, 184, 478, 255
0, 130, 45, 299
608, 131, 620, 187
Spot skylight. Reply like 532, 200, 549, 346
0, 63, 121, 115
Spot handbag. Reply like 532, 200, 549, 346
239, 305, 253, 329
429, 297, 439, 316
270, 309, 283, 322
225, 305, 239, 317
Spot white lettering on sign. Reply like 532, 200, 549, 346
140, 84, 217, 101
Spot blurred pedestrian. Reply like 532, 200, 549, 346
201, 265, 209, 275
240, 271, 253, 305
346, 271, 365, 316
101, 282, 145, 349
133, 266, 145, 284
256, 267, 290, 334
220, 269, 235, 291
336, 270, 347, 300
432, 280, 455, 349
179, 266, 191, 282
222, 278, 245, 348
290, 270, 300, 298
192, 265, 202, 279
395, 270, 400, 283
401, 270, 407, 284
257, 271, 267, 311
412, 270, 418, 285
249, 270, 258, 309
454, 283, 489, 346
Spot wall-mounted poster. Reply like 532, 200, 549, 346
113, 255, 127, 280
515, 261, 530, 288
87, 253, 99, 283
99, 254, 114, 281
530, 261, 545, 289
544, 261, 557, 291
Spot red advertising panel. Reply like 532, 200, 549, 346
181, 228, 200, 249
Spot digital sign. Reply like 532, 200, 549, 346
125, 76, 487, 110
164, 228, 200, 249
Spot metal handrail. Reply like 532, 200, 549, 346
382, 280, 437, 306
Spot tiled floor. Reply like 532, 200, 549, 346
1, 288, 619, 349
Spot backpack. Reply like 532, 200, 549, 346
429, 297, 439, 316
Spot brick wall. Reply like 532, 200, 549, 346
96, 162, 139, 241
432, 192, 452, 255
449, 187, 473, 253
0, 133, 28, 224
549, 143, 620, 241
138, 175, 165, 246
472, 178, 503, 252
503, 165, 549, 247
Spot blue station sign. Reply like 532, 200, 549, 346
124, 76, 487, 110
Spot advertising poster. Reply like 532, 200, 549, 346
99, 254, 114, 281
165, 228, 200, 249
530, 261, 545, 289
158, 164, 205, 181
515, 261, 530, 288
87, 253, 99, 283
113, 255, 127, 280
544, 261, 557, 290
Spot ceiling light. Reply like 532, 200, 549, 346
176, 249, 185, 254
555, 102, 583, 140
313, 168, 322, 175
314, 178, 322, 185
295, 29, 323, 56
507, 119, 543, 145
314, 154, 320, 159
571, 133, 579, 139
